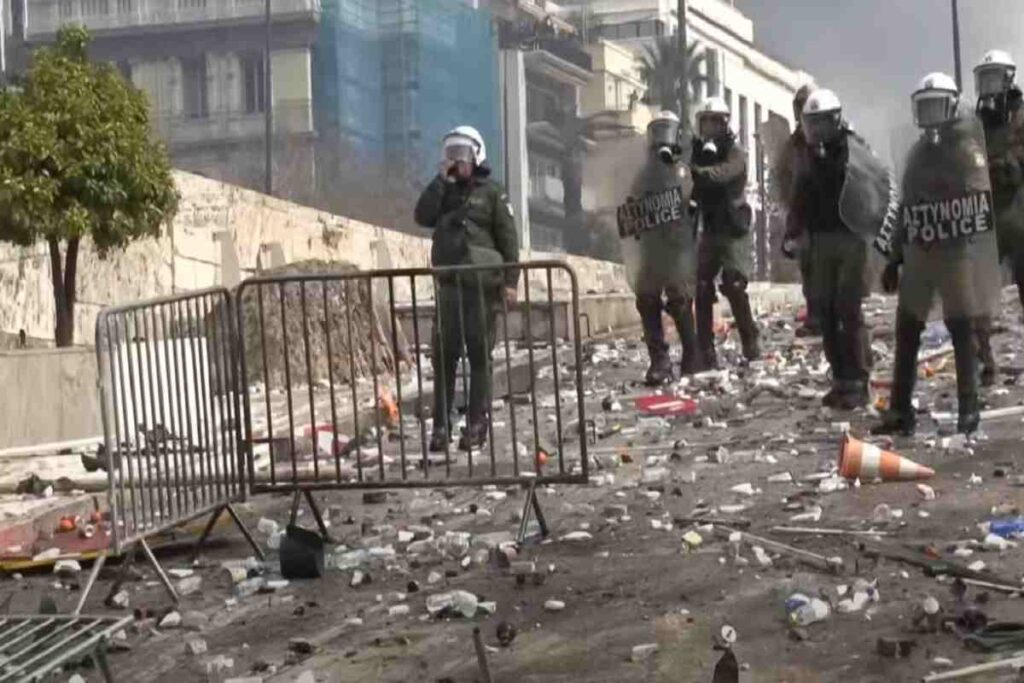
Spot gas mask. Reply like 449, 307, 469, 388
803, 111, 842, 158
914, 93, 958, 144
442, 143, 476, 183
648, 119, 681, 164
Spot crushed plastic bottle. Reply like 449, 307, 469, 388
785, 593, 831, 626
989, 518, 1024, 539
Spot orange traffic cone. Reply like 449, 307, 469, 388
838, 434, 935, 481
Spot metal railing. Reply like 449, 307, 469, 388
236, 262, 590, 494
95, 287, 246, 555
0, 615, 132, 683
27, 0, 320, 37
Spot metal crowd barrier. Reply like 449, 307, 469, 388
235, 262, 590, 536
88, 263, 589, 586
93, 288, 262, 605
0, 615, 132, 683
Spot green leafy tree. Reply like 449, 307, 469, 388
638, 37, 709, 134
0, 26, 178, 346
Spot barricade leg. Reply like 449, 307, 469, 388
516, 480, 549, 546
73, 553, 107, 616
139, 537, 179, 604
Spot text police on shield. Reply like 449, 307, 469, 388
904, 190, 994, 247
617, 187, 686, 239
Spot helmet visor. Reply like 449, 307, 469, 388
443, 143, 476, 164
697, 114, 728, 140
975, 64, 1014, 98
648, 119, 680, 148
802, 111, 841, 145
913, 92, 957, 128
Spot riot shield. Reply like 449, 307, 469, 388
614, 149, 698, 296
761, 116, 796, 207
895, 116, 1001, 321
840, 134, 900, 247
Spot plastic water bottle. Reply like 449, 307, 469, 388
786, 594, 831, 626
989, 518, 1024, 539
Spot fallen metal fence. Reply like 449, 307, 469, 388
94, 288, 262, 602
0, 614, 132, 683
235, 262, 590, 501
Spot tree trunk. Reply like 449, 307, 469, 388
561, 156, 586, 254
48, 237, 79, 348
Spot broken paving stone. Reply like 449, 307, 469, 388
167, 568, 194, 579
158, 611, 182, 629
917, 484, 936, 501
544, 600, 566, 612
289, 638, 315, 656
631, 643, 659, 662
427, 571, 443, 585
767, 472, 794, 484
205, 655, 234, 674
730, 483, 758, 496
751, 546, 773, 568
351, 570, 372, 587
559, 531, 593, 543
109, 591, 130, 610
682, 531, 703, 549
177, 576, 202, 597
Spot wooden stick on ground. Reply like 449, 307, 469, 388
921, 654, 1024, 681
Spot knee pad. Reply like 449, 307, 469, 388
718, 270, 748, 297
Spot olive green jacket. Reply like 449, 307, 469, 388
414, 168, 520, 288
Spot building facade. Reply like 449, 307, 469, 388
313, 0, 501, 187
15, 0, 321, 203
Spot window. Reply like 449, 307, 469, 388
241, 53, 266, 114
754, 102, 762, 135
59, 0, 74, 18
738, 95, 748, 146
116, 0, 133, 12
705, 48, 720, 97
724, 87, 733, 112
82, 0, 109, 15
177, 0, 207, 9
181, 55, 208, 118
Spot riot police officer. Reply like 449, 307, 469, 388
691, 97, 760, 368
787, 89, 881, 409
620, 111, 699, 384
874, 74, 1000, 436
973, 49, 1024, 385
414, 126, 519, 452
777, 84, 821, 336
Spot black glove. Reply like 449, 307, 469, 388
881, 262, 900, 294
781, 236, 799, 260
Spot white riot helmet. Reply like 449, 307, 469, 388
801, 89, 843, 147
648, 110, 681, 163
442, 126, 487, 166
912, 72, 960, 129
974, 49, 1016, 99
695, 96, 731, 142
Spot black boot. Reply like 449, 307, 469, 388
873, 309, 924, 436
822, 380, 845, 408
428, 428, 450, 453
645, 349, 673, 385
695, 281, 718, 371
725, 288, 761, 361
975, 316, 997, 387
835, 380, 870, 410
638, 295, 672, 384
458, 421, 488, 451
947, 317, 980, 435
666, 296, 700, 376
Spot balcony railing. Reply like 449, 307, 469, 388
499, 21, 593, 73
149, 99, 312, 147
27, 0, 320, 38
